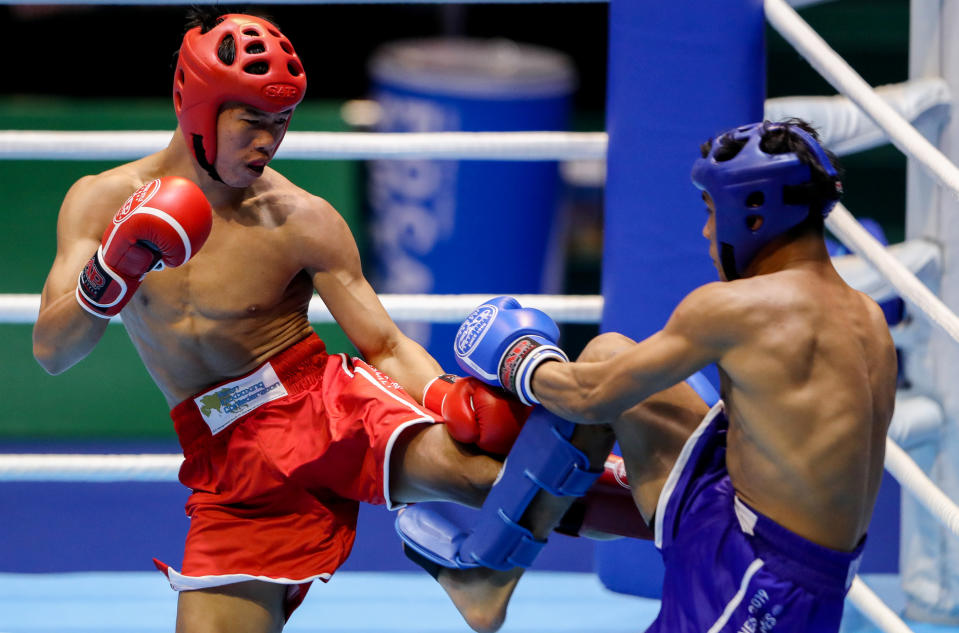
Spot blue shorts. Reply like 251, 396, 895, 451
647, 402, 865, 633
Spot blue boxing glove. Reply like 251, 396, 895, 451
453, 296, 568, 406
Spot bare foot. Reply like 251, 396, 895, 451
434, 565, 524, 633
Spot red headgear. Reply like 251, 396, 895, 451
173, 14, 307, 179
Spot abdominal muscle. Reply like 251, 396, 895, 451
119, 263, 318, 408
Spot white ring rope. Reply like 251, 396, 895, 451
827, 204, 959, 346
0, 241, 937, 325
2, 429, 957, 544
0, 454, 182, 482
0, 131, 608, 162
884, 438, 959, 538
5, 80, 945, 162
847, 578, 917, 633
364, 293, 602, 323
765, 78, 952, 157
765, 0, 959, 202
0, 293, 602, 324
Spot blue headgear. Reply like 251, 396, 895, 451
691, 121, 842, 280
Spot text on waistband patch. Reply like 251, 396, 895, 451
194, 363, 289, 435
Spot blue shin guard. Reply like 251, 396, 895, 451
397, 407, 602, 571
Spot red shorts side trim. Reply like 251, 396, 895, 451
157, 334, 440, 617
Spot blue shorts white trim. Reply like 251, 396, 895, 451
647, 401, 865, 633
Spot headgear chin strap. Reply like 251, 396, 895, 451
173, 14, 307, 182
690, 121, 842, 280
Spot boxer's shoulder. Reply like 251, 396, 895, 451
674, 275, 813, 332
60, 168, 147, 234
668, 281, 755, 338
238, 172, 357, 270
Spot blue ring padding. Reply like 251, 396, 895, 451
597, 0, 765, 599
601, 0, 765, 340
685, 371, 719, 407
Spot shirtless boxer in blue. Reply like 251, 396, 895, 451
399, 119, 898, 633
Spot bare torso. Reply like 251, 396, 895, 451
36, 124, 443, 425
119, 168, 318, 406
49, 152, 339, 407
718, 266, 896, 550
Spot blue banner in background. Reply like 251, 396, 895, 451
368, 38, 574, 371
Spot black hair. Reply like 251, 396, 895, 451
184, 6, 278, 33
700, 117, 844, 235
176, 7, 279, 72
700, 134, 746, 163
184, 6, 225, 34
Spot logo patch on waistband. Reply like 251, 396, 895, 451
194, 363, 289, 435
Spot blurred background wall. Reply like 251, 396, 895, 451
0, 0, 909, 574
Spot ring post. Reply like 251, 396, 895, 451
596, 0, 765, 598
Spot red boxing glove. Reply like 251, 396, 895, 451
424, 374, 532, 454
597, 453, 630, 490
77, 177, 213, 318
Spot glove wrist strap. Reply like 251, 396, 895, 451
422, 374, 458, 412
498, 336, 568, 405
76, 247, 129, 318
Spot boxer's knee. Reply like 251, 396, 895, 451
577, 332, 636, 362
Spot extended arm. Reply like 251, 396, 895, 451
303, 202, 529, 452
302, 199, 444, 397
452, 287, 736, 425
532, 285, 735, 423
532, 327, 715, 425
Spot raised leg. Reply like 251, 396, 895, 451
391, 332, 709, 632
417, 421, 615, 633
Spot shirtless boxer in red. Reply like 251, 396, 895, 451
32, 10, 529, 632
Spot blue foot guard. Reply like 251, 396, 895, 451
397, 407, 602, 571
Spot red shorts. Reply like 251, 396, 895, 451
153, 333, 440, 617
